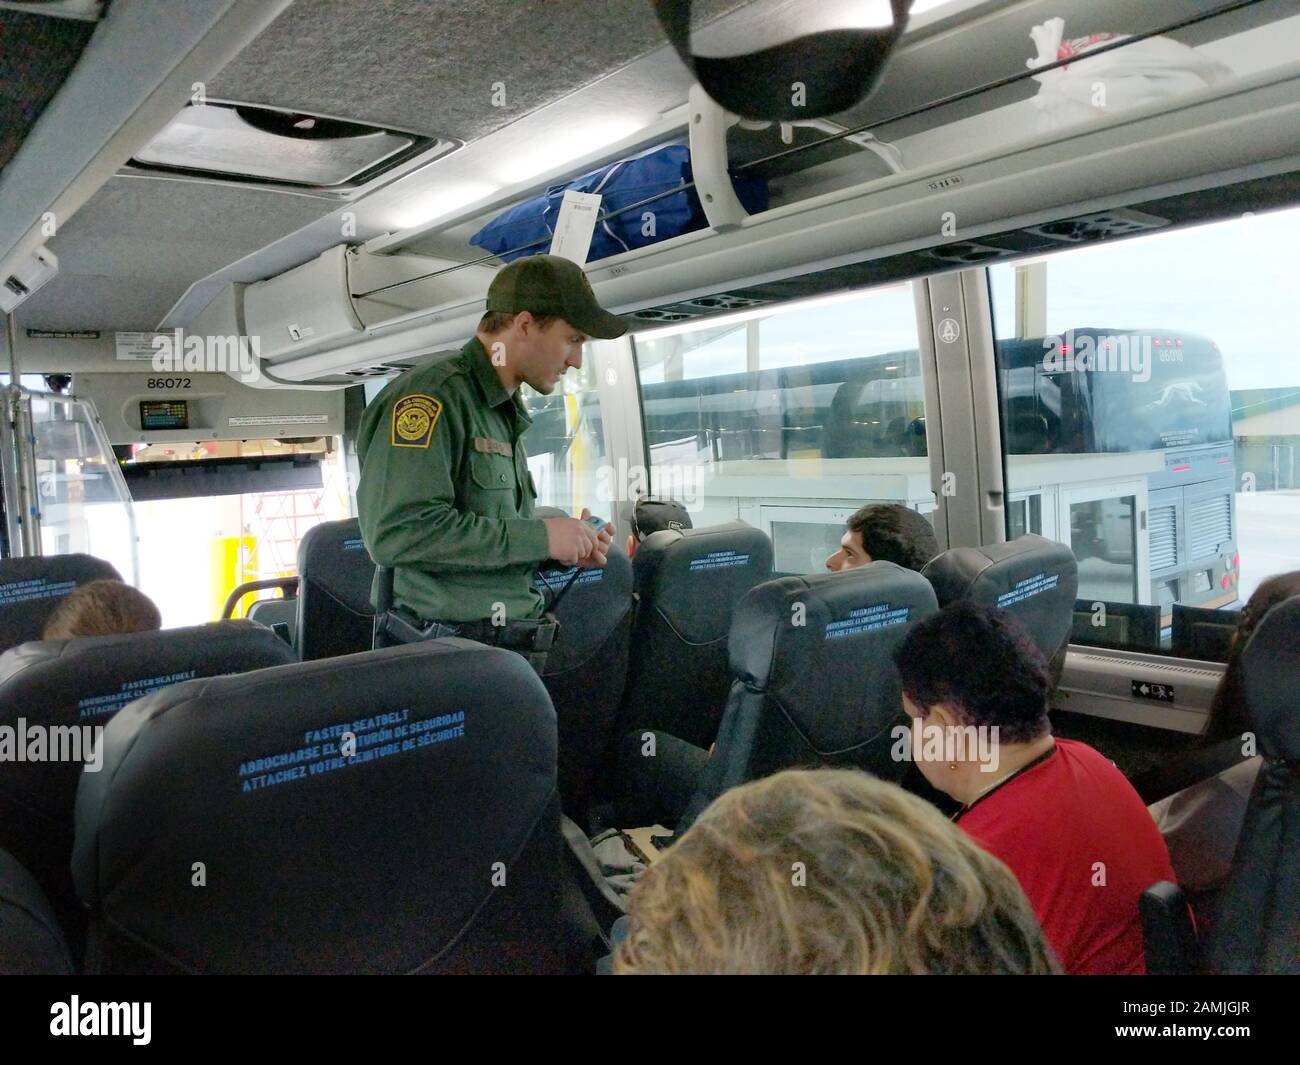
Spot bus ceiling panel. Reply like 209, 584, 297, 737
0, 0, 294, 288
203, 0, 752, 146
15, 179, 331, 336
0, 7, 97, 174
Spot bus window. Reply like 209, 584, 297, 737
631, 283, 932, 574
518, 345, 608, 516
118, 439, 353, 628
989, 205, 1300, 654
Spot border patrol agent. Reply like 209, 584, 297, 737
358, 254, 627, 666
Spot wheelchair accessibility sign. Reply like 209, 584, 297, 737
938, 318, 961, 343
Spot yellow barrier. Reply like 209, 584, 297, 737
212, 536, 257, 619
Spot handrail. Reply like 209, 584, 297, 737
222, 576, 299, 620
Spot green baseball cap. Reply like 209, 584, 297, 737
485, 254, 628, 339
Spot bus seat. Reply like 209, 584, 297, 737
677, 562, 939, 831
0, 847, 75, 975
0, 620, 296, 940
922, 535, 1079, 677
535, 545, 634, 824
72, 640, 579, 974
1206, 595, 1300, 975
296, 518, 376, 661
0, 554, 121, 656
247, 597, 296, 645
618, 521, 774, 749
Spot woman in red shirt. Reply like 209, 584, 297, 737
894, 600, 1177, 975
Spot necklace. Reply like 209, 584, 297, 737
955, 741, 1058, 818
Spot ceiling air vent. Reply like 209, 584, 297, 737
125, 101, 454, 195
1025, 208, 1169, 244
679, 294, 767, 311
628, 308, 698, 323
923, 241, 1019, 265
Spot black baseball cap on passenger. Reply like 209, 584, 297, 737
631, 498, 693, 540
486, 254, 628, 339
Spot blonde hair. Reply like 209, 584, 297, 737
614, 769, 1059, 975
42, 580, 162, 640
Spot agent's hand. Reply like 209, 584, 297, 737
579, 508, 615, 548
544, 517, 600, 568
576, 507, 614, 569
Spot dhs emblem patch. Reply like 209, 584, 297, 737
391, 393, 442, 448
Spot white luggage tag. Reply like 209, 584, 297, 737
548, 189, 602, 267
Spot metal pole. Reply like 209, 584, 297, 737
4, 310, 18, 384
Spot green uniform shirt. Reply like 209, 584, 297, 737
356, 337, 550, 623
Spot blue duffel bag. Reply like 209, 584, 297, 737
468, 141, 768, 263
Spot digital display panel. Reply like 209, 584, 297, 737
140, 400, 189, 431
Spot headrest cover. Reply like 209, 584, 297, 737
297, 518, 376, 616
922, 535, 1078, 659
729, 563, 939, 754
633, 522, 774, 645
0, 554, 121, 653
534, 545, 633, 668
631, 498, 693, 540
1241, 596, 1300, 761
72, 640, 558, 973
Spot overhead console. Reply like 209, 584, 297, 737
178, 0, 1300, 386
71, 371, 345, 446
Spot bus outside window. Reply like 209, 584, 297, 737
121, 439, 354, 628
988, 205, 1300, 655
629, 283, 932, 575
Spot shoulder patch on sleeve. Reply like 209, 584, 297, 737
391, 393, 442, 448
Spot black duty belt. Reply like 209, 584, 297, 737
377, 608, 558, 675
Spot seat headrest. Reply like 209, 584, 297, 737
1241, 595, 1300, 761
729, 562, 938, 754
534, 547, 633, 669
72, 640, 557, 973
0, 554, 121, 653
0, 620, 297, 725
0, 621, 296, 828
633, 521, 774, 644
297, 518, 375, 616
922, 535, 1078, 659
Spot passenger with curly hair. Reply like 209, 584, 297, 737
825, 502, 938, 573
613, 768, 1059, 975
